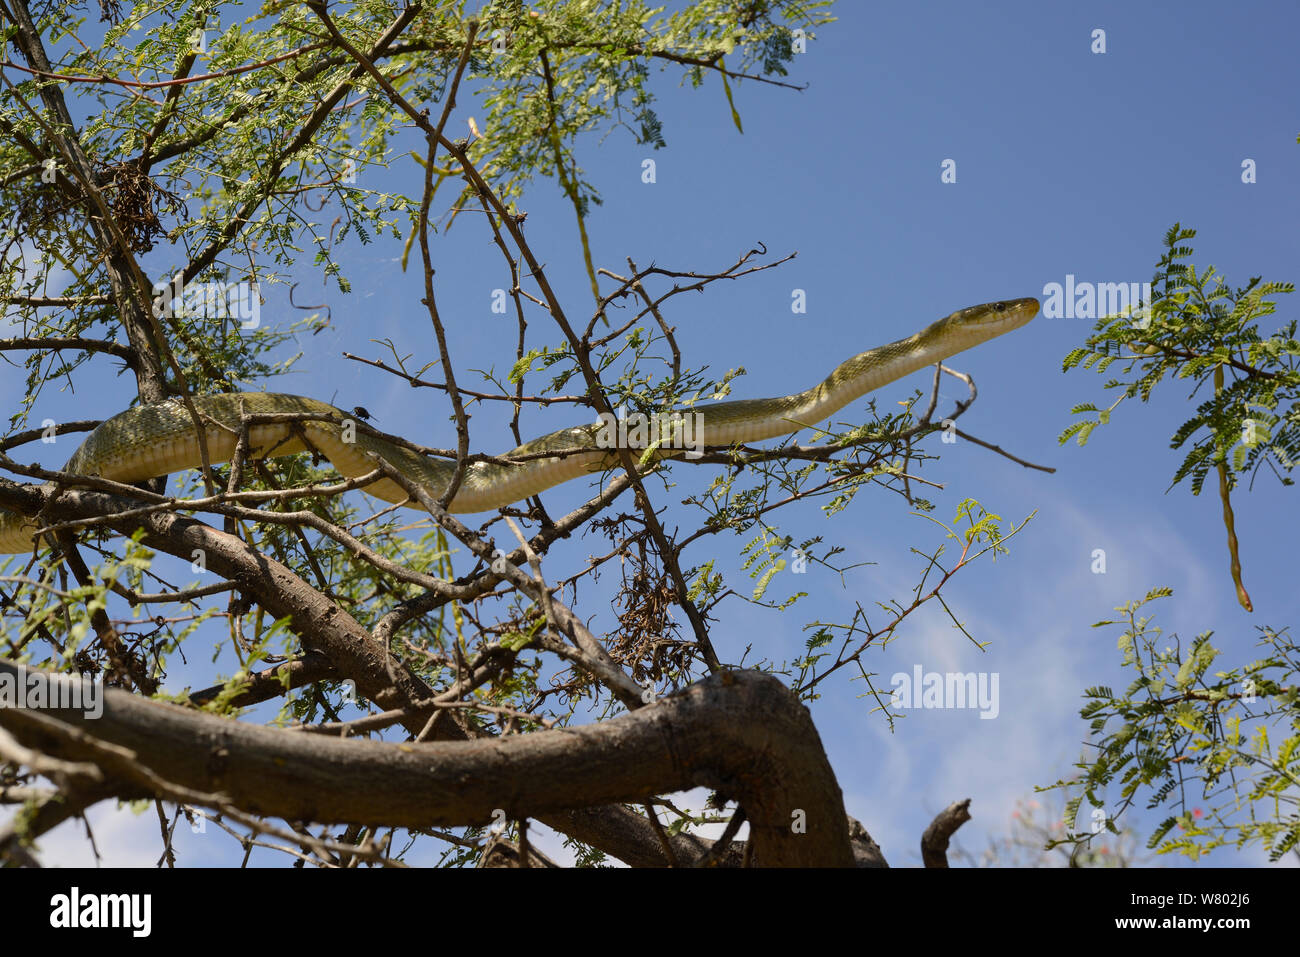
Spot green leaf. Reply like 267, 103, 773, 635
718, 59, 744, 134
752, 559, 785, 601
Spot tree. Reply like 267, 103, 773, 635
1050, 227, 1300, 862
0, 0, 1037, 867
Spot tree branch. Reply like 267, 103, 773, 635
1, 663, 855, 866
921, 798, 971, 868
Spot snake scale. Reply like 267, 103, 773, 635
0, 298, 1039, 553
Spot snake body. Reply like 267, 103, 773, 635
0, 298, 1039, 553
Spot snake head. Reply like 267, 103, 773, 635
915, 298, 1039, 356
925, 297, 1039, 349
956, 297, 1039, 331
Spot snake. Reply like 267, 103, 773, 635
0, 298, 1039, 553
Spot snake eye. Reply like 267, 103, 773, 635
994, 302, 1007, 312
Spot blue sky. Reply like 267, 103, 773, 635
6, 0, 1300, 866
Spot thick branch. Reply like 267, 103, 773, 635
1, 664, 855, 866
921, 798, 971, 868
0, 478, 443, 720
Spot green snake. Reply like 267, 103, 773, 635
0, 298, 1039, 553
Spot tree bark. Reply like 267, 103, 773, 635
921, 798, 971, 868
1, 661, 855, 866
